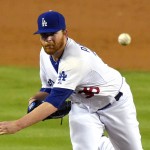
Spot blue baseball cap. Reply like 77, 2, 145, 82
34, 11, 66, 34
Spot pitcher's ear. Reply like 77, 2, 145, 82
63, 29, 68, 36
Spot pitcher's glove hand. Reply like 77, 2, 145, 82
27, 100, 71, 120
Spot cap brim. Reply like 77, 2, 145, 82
34, 28, 62, 34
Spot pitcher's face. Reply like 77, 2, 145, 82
40, 30, 67, 56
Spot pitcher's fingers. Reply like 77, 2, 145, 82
0, 129, 7, 135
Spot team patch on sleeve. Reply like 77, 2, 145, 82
58, 71, 67, 84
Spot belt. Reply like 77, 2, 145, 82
98, 92, 123, 110
115, 91, 123, 101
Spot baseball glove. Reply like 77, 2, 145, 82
27, 100, 71, 121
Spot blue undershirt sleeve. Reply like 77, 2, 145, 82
44, 88, 74, 109
40, 88, 52, 94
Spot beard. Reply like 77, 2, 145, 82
42, 35, 66, 56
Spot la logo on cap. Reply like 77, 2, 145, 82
34, 11, 66, 34
42, 18, 47, 27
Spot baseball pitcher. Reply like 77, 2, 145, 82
0, 11, 143, 150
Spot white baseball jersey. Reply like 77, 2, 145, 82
40, 37, 123, 112
40, 37, 143, 150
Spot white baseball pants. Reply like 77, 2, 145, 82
69, 82, 143, 150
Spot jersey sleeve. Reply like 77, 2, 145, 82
39, 48, 51, 88
53, 58, 89, 90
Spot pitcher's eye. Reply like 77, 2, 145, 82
40, 32, 57, 39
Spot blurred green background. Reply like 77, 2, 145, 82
0, 67, 149, 150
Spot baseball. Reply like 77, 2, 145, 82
118, 33, 131, 46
